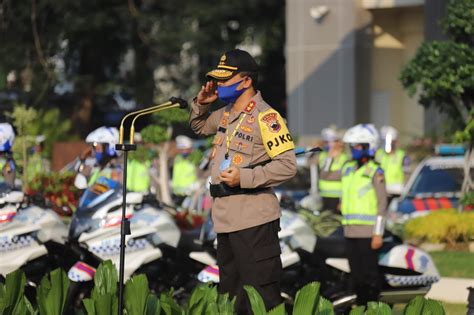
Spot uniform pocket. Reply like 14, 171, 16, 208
253, 243, 282, 285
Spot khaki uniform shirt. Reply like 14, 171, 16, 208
190, 92, 297, 233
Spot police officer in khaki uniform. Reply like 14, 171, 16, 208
190, 49, 297, 314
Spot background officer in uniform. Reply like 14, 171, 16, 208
190, 49, 297, 314
318, 126, 349, 213
323, 123, 387, 305
376, 125, 410, 198
0, 123, 16, 188
171, 135, 198, 198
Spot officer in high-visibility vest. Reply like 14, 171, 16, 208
0, 123, 16, 188
325, 124, 387, 305
171, 135, 197, 197
318, 126, 349, 213
375, 126, 410, 196
26, 135, 51, 183
127, 133, 151, 193
75, 126, 122, 187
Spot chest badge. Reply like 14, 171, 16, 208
240, 125, 253, 133
232, 154, 243, 166
247, 116, 255, 124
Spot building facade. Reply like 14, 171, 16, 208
286, 0, 445, 142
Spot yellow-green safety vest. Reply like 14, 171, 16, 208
127, 159, 151, 193
376, 149, 405, 186
171, 155, 197, 196
341, 160, 380, 226
318, 151, 349, 198
88, 168, 113, 187
26, 153, 48, 183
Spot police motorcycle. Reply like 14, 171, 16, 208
66, 176, 182, 307
0, 182, 69, 289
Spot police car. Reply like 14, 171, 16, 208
389, 145, 473, 222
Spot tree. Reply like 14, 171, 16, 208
400, 0, 474, 201
140, 108, 189, 204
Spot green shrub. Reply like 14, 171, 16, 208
0, 269, 35, 315
36, 268, 69, 315
405, 210, 474, 244
0, 262, 448, 315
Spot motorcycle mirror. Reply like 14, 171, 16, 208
5, 191, 24, 204
74, 174, 88, 190
126, 192, 143, 205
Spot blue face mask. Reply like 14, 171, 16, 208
217, 80, 247, 104
95, 152, 104, 164
351, 148, 366, 160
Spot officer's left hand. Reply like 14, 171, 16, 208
371, 235, 383, 250
219, 166, 240, 187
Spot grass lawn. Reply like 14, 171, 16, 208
393, 303, 467, 315
430, 251, 474, 278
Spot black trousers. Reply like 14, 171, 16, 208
217, 219, 282, 315
345, 238, 381, 305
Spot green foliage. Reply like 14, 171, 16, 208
83, 260, 119, 315
441, 0, 474, 45
185, 283, 234, 315
292, 281, 321, 314
141, 125, 170, 145
36, 268, 69, 315
399, 40, 474, 121
26, 108, 73, 158
400, 0, 474, 131
0, 269, 35, 315
124, 274, 149, 315
244, 285, 268, 314
159, 289, 184, 315
0, 262, 449, 315
403, 296, 445, 315
405, 210, 474, 244
460, 190, 474, 207
298, 209, 342, 237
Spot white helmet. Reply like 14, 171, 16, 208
321, 126, 339, 142
176, 135, 193, 150
343, 124, 379, 155
0, 123, 15, 152
380, 125, 398, 141
86, 126, 119, 157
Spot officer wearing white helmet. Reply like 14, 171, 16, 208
75, 126, 122, 187
0, 123, 16, 188
322, 123, 387, 305
318, 126, 349, 212
375, 126, 410, 196
171, 135, 197, 199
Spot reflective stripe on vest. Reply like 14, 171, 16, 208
341, 160, 378, 226
318, 152, 349, 198
377, 149, 405, 186
172, 155, 197, 195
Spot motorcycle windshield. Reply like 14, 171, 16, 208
78, 177, 120, 212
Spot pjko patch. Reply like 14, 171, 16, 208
258, 109, 295, 158
261, 112, 281, 133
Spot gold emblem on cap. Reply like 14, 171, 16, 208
220, 54, 226, 62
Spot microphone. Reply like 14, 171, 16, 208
117, 96, 188, 145
169, 97, 188, 109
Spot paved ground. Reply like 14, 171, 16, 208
426, 277, 474, 304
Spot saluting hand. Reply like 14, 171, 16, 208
371, 235, 383, 250
219, 166, 240, 187
197, 81, 218, 105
